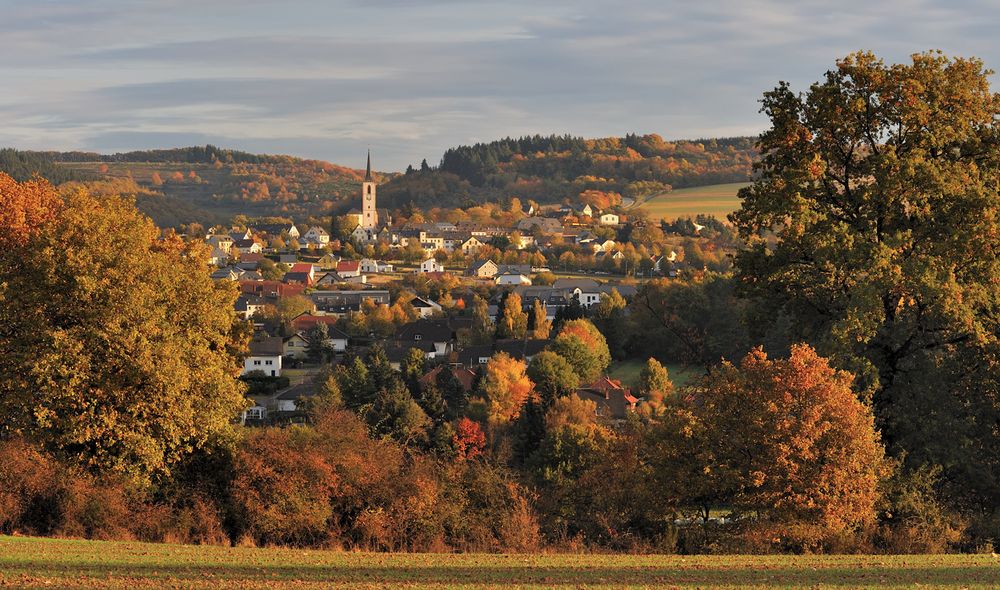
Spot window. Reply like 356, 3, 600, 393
253, 360, 261, 366
414, 334, 422, 341
265, 360, 272, 366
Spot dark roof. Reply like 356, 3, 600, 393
552, 278, 601, 290
249, 336, 284, 356
283, 272, 312, 285
494, 338, 550, 360
365, 150, 372, 181
383, 342, 437, 363
234, 294, 265, 312
459, 345, 496, 367
409, 296, 437, 309
497, 264, 532, 275
395, 319, 454, 343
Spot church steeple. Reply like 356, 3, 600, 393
361, 150, 378, 230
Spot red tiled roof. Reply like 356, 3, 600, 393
241, 253, 263, 263
240, 280, 306, 299
289, 262, 314, 274
419, 365, 477, 393
337, 260, 360, 272
291, 314, 344, 333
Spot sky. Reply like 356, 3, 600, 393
2, 0, 999, 171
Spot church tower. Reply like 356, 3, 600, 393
361, 150, 378, 229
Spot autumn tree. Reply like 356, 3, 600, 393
526, 351, 579, 406
548, 319, 611, 384
452, 417, 486, 461
469, 295, 494, 345
496, 292, 528, 339
477, 353, 535, 424
662, 345, 886, 534
0, 176, 248, 480
637, 358, 673, 416
529, 299, 551, 339
731, 51, 1000, 510
631, 274, 750, 369
591, 288, 629, 360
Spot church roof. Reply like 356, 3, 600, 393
365, 150, 372, 181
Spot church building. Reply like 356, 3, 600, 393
345, 151, 389, 243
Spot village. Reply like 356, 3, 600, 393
201, 153, 708, 424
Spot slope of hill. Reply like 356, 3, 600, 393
380, 134, 756, 210
1, 136, 758, 228
0, 146, 376, 228
636, 182, 750, 221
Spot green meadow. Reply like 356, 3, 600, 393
637, 182, 750, 221
2, 535, 996, 589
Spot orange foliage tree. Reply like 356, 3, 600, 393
452, 417, 486, 460
669, 344, 886, 534
478, 353, 535, 424
0, 173, 61, 250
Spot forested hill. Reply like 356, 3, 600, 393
0, 146, 374, 228
379, 134, 757, 209
0, 135, 757, 227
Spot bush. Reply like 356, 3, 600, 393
875, 463, 966, 554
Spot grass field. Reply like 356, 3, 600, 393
1, 536, 997, 589
637, 182, 750, 221
608, 359, 699, 389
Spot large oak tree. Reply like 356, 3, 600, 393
0, 175, 249, 480
731, 52, 1000, 508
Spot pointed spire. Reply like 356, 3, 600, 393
365, 149, 372, 181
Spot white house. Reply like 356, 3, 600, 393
233, 239, 262, 255
377, 261, 394, 273
495, 273, 532, 286
420, 258, 442, 273
234, 294, 266, 320
599, 213, 620, 226
243, 336, 284, 377
303, 226, 330, 245
336, 260, 362, 278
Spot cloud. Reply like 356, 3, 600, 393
0, 0, 998, 169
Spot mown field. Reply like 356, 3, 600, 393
1, 536, 997, 589
637, 182, 750, 220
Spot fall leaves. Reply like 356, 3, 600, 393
0, 172, 61, 250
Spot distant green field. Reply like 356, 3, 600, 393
608, 359, 699, 389
637, 182, 750, 221
2, 536, 997, 589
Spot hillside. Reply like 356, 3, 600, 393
1, 146, 378, 228
380, 133, 756, 210
1, 135, 757, 228
637, 182, 751, 221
